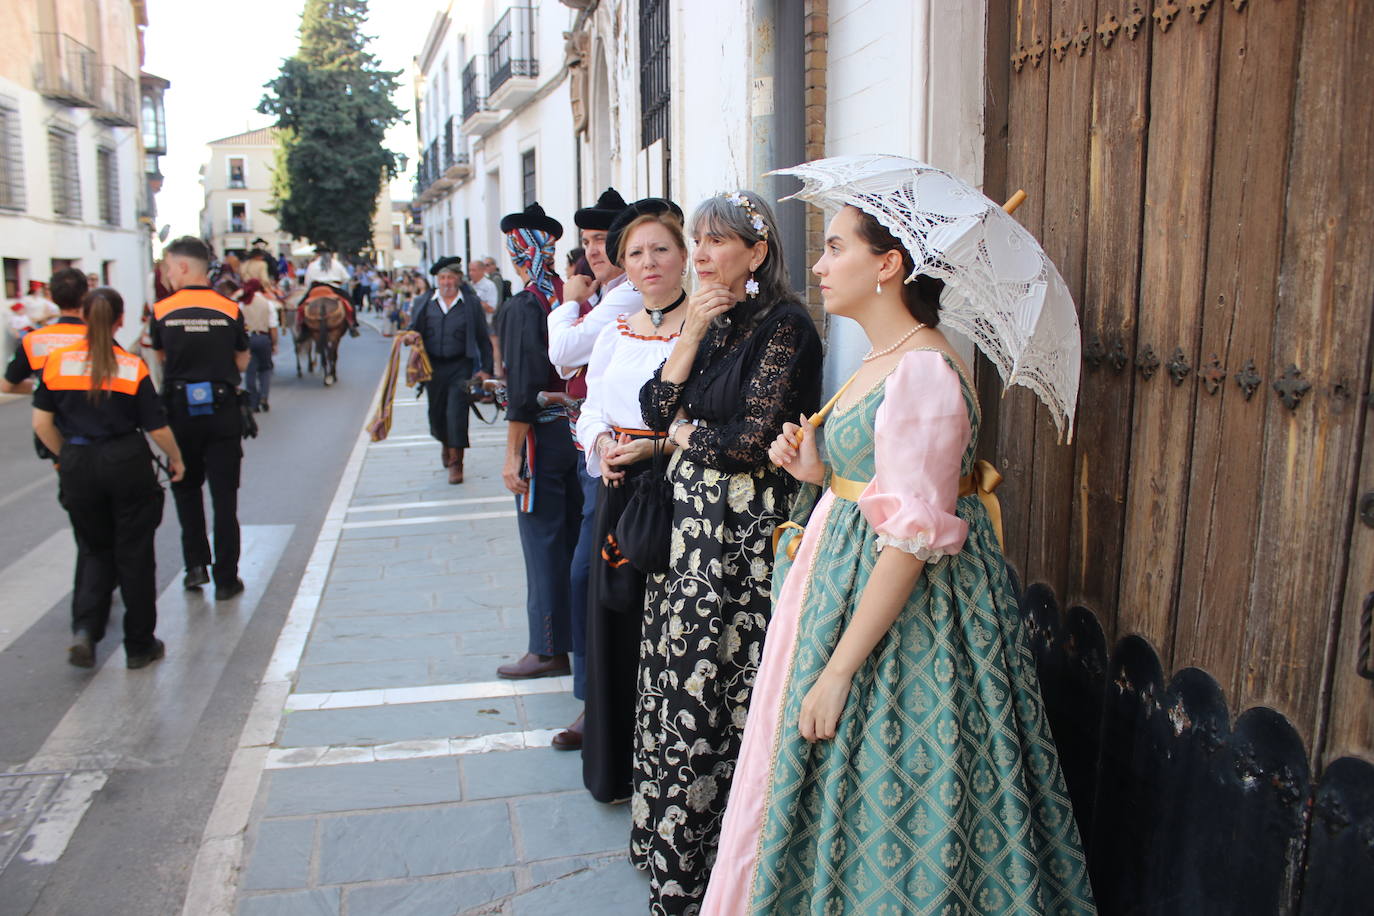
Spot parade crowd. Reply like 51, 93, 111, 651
6, 180, 1099, 914
391, 187, 1098, 915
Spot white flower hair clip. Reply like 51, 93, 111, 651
725, 191, 770, 240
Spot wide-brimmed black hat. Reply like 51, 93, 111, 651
429, 256, 463, 276
251, 237, 268, 246
574, 187, 629, 231
606, 198, 685, 267
499, 202, 563, 239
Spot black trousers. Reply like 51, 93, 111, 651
58, 433, 164, 654
166, 395, 242, 587
426, 357, 475, 450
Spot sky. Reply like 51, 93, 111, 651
143, 0, 438, 240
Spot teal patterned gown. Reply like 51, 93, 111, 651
701, 348, 1096, 915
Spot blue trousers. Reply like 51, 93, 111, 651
515, 420, 583, 656
569, 458, 599, 700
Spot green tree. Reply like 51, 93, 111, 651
258, 0, 402, 256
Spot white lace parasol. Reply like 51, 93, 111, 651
769, 154, 1080, 440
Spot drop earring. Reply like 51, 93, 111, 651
744, 272, 760, 298
876, 280, 884, 295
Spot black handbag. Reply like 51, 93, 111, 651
614, 436, 674, 574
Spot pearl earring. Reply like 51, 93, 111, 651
876, 280, 883, 295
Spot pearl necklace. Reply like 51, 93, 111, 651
862, 323, 926, 362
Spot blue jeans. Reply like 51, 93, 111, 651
569, 459, 599, 700
245, 333, 273, 408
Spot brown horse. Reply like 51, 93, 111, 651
295, 283, 349, 386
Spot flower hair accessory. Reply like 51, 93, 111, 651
725, 191, 769, 240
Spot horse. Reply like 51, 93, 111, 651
294, 283, 349, 386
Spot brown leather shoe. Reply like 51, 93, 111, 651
496, 652, 571, 679
552, 711, 584, 751
441, 445, 452, 468
447, 448, 464, 484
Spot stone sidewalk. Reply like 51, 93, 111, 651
230, 379, 647, 915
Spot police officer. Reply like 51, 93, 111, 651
32, 287, 184, 669
152, 236, 252, 600
1, 267, 88, 396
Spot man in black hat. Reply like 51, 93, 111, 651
401, 256, 493, 484
495, 203, 580, 680
541, 188, 644, 750
248, 237, 279, 282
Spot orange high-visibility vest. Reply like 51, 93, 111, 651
21, 321, 86, 370
40, 342, 148, 396
153, 287, 240, 321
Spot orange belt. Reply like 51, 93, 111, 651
772, 458, 1005, 561
611, 425, 667, 439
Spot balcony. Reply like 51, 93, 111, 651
487, 5, 539, 110
140, 73, 170, 154
460, 58, 500, 137
228, 218, 252, 234
36, 32, 97, 107
93, 66, 137, 127
443, 118, 471, 181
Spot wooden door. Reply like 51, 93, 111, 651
984, 1, 1374, 911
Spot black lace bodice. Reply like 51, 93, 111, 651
640, 299, 822, 472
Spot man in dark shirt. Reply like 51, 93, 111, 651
496, 203, 579, 681
152, 236, 251, 600
401, 256, 492, 484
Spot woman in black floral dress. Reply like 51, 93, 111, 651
633, 191, 822, 915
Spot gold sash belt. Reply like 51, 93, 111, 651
771, 459, 1006, 560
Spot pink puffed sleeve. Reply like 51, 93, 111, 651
857, 349, 971, 560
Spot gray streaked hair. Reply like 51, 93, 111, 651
689, 190, 793, 308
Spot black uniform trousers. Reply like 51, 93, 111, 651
515, 418, 583, 656
165, 393, 242, 587
426, 356, 475, 450
58, 433, 164, 654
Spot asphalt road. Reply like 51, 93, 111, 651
0, 324, 394, 916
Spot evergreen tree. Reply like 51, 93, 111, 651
259, 0, 402, 256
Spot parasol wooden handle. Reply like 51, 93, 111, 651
1002, 190, 1027, 214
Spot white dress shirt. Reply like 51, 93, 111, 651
575, 314, 679, 477
547, 273, 643, 373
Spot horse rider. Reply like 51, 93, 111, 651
32, 287, 184, 669
302, 244, 360, 337
152, 236, 252, 601
401, 256, 493, 484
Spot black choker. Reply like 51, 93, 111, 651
648, 290, 687, 328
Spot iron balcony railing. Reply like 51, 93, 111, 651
229, 218, 251, 233
461, 58, 491, 121
443, 119, 471, 172
36, 32, 97, 107
94, 66, 137, 126
442, 118, 454, 168
489, 5, 539, 95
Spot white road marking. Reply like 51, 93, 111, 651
346, 495, 510, 513
17, 771, 108, 866
181, 380, 380, 916
285, 676, 573, 711
0, 529, 76, 654
22, 525, 293, 774
339, 509, 516, 530
264, 729, 564, 769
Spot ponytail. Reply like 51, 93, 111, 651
81, 288, 124, 400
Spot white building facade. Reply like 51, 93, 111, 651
0, 0, 168, 355
413, 2, 578, 275
412, 0, 985, 373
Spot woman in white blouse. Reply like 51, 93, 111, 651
575, 198, 685, 804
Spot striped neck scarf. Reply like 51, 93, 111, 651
504, 228, 557, 304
